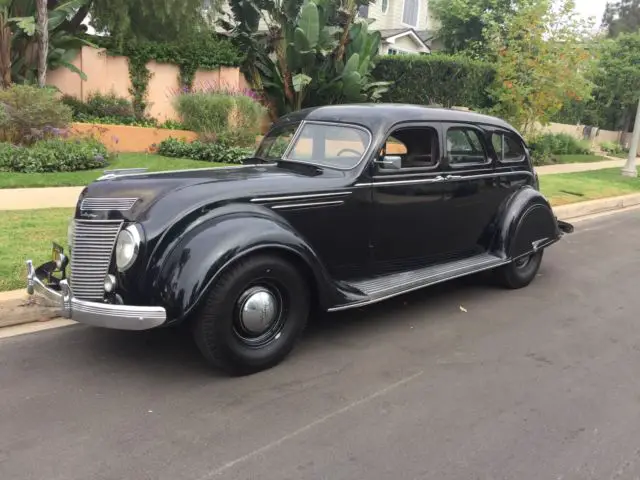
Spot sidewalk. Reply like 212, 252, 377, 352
0, 158, 629, 211
535, 158, 625, 175
0, 186, 83, 211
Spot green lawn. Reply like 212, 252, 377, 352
0, 208, 71, 291
553, 154, 607, 164
0, 153, 224, 189
540, 167, 640, 206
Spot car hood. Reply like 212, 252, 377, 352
76, 164, 349, 223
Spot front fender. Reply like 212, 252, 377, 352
150, 204, 344, 323
491, 186, 561, 259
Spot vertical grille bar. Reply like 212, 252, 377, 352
70, 220, 123, 301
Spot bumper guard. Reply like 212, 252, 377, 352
26, 260, 167, 331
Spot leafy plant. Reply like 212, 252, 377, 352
0, 137, 109, 173
220, 0, 389, 118
600, 140, 627, 156
0, 84, 72, 145
157, 137, 254, 164
1, 0, 94, 86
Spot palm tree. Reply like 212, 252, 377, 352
37, 0, 48, 86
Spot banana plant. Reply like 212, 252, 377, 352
0, 0, 92, 86
222, 0, 386, 117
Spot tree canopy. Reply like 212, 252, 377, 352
430, 0, 521, 57
602, 0, 640, 38
88, 0, 218, 45
484, 0, 594, 133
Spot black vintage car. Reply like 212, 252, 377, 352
27, 104, 573, 374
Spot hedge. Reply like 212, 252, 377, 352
372, 54, 495, 110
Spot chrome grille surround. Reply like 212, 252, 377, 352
70, 220, 123, 300
80, 197, 138, 211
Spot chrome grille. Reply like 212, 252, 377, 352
80, 197, 138, 211
70, 220, 123, 300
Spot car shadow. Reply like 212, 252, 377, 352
59, 271, 500, 380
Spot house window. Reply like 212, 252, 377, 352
358, 4, 369, 18
381, 0, 389, 14
402, 0, 419, 27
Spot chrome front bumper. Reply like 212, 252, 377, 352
26, 260, 167, 331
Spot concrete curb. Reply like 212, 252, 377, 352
552, 193, 640, 221
1, 192, 640, 332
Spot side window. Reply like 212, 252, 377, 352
379, 126, 440, 170
503, 134, 526, 162
491, 133, 503, 159
446, 127, 488, 166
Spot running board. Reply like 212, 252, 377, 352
329, 253, 508, 312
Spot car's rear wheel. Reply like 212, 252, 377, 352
494, 250, 544, 289
192, 254, 310, 375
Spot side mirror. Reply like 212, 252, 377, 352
375, 155, 402, 170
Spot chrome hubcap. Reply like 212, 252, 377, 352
237, 287, 278, 336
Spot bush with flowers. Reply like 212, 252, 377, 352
0, 84, 111, 173
172, 81, 267, 148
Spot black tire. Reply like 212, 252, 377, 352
494, 250, 543, 289
192, 254, 310, 375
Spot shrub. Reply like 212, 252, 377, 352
0, 85, 72, 145
157, 137, 254, 164
174, 91, 266, 147
62, 91, 160, 127
0, 137, 109, 173
528, 133, 592, 156
600, 140, 627, 156
372, 54, 495, 109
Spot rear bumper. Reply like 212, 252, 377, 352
557, 219, 574, 234
26, 260, 166, 331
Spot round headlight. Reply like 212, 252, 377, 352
115, 225, 142, 271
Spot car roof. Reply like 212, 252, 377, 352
276, 104, 522, 140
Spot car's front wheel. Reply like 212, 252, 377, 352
192, 254, 310, 375
494, 250, 544, 289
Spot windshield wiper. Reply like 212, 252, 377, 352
241, 157, 271, 165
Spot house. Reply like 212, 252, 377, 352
357, 0, 436, 55
211, 0, 438, 56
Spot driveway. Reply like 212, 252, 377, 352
1, 210, 639, 480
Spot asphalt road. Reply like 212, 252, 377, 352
2, 210, 640, 480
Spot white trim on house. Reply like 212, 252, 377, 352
400, 0, 420, 28
382, 29, 431, 53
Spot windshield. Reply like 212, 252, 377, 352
256, 121, 371, 170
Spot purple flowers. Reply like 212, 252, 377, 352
94, 154, 105, 163
166, 80, 262, 102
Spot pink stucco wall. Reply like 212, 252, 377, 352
47, 46, 248, 122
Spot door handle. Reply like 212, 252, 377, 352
431, 175, 445, 182
444, 175, 462, 180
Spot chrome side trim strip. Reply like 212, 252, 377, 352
96, 163, 276, 181
271, 200, 344, 210
356, 170, 533, 187
251, 191, 352, 203
328, 258, 509, 312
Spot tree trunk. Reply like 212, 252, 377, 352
0, 22, 11, 88
37, 0, 49, 87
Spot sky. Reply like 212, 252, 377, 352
574, 0, 609, 24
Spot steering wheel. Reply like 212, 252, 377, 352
336, 148, 361, 157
